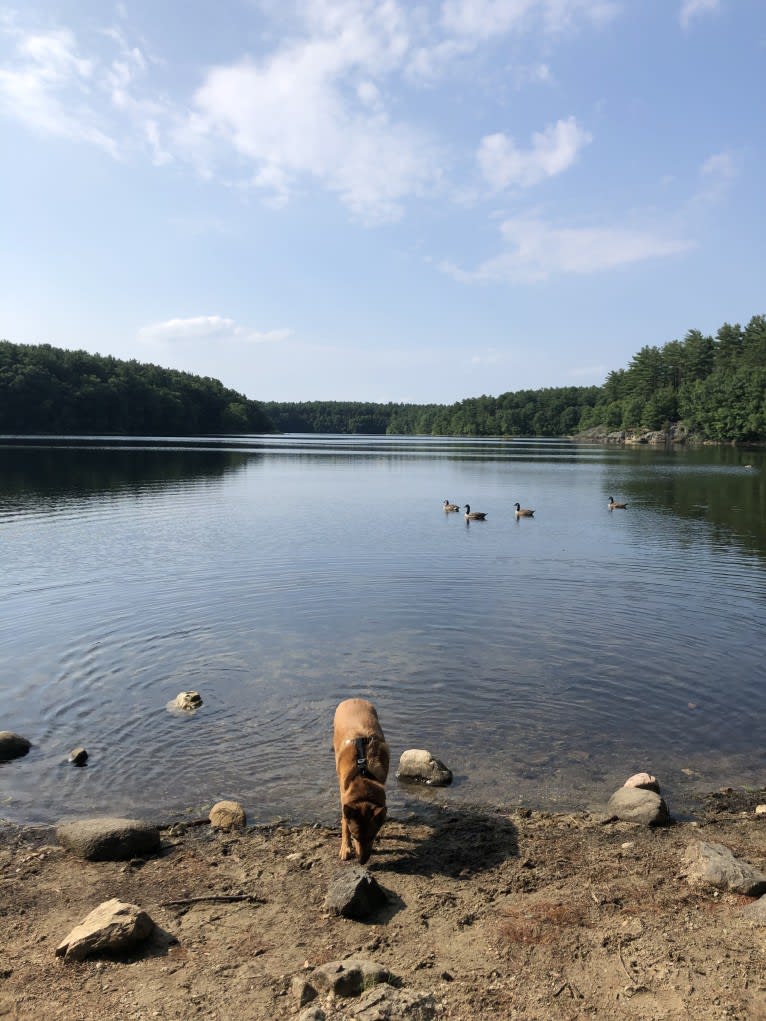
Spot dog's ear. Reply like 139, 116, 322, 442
343, 804, 359, 821
373, 805, 387, 825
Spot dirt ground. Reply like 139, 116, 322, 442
2, 788, 766, 1021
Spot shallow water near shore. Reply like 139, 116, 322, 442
1, 434, 765, 824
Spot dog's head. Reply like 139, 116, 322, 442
343, 801, 387, 864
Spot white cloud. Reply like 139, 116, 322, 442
689, 149, 740, 206
477, 116, 591, 190
0, 24, 117, 153
443, 215, 694, 283
440, 0, 618, 42
137, 316, 292, 345
177, 18, 441, 223
679, 0, 720, 30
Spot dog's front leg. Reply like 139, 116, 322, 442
339, 807, 354, 860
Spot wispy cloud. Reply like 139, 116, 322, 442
440, 0, 619, 42
0, 23, 117, 154
175, 11, 441, 223
477, 116, 591, 190
679, 0, 721, 30
137, 316, 292, 345
443, 215, 694, 283
0, 3, 620, 222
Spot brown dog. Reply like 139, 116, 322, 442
333, 698, 389, 864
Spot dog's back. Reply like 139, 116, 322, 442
333, 698, 389, 863
334, 698, 389, 781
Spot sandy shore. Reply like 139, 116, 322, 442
2, 788, 766, 1020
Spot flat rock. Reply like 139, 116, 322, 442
56, 817, 161, 861
684, 841, 766, 896
325, 865, 388, 920
396, 749, 453, 786
293, 959, 390, 1004
209, 800, 247, 831
0, 731, 31, 761
55, 898, 155, 962
623, 772, 660, 794
354, 987, 440, 1020
607, 787, 669, 826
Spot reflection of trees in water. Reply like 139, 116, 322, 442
0, 446, 254, 500
614, 446, 766, 560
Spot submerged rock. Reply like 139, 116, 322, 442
0, 731, 31, 761
169, 690, 203, 712
396, 749, 453, 786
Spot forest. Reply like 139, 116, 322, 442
265, 315, 766, 442
2, 314, 764, 441
0, 341, 273, 435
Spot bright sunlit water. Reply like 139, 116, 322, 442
1, 435, 764, 825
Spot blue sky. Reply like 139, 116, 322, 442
1, 0, 764, 404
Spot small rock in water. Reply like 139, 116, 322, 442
68, 747, 88, 766
396, 749, 453, 786
209, 800, 247, 831
607, 787, 670, 826
0, 731, 31, 761
169, 691, 203, 712
623, 772, 661, 794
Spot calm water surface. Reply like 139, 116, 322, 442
1, 435, 765, 825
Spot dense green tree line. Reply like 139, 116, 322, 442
578, 315, 766, 441
4, 314, 764, 440
266, 315, 765, 441
262, 386, 601, 438
0, 341, 273, 435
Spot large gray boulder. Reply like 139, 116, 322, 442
684, 841, 766, 897
396, 749, 453, 786
607, 787, 669, 826
325, 865, 387, 920
56, 817, 161, 861
56, 898, 155, 961
0, 731, 31, 761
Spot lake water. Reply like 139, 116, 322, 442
1, 435, 764, 826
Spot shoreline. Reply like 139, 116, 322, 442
3, 788, 766, 1020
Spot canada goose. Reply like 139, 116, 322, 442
443, 500, 460, 511
608, 496, 628, 510
464, 504, 487, 520
514, 502, 534, 518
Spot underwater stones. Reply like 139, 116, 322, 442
0, 731, 31, 761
